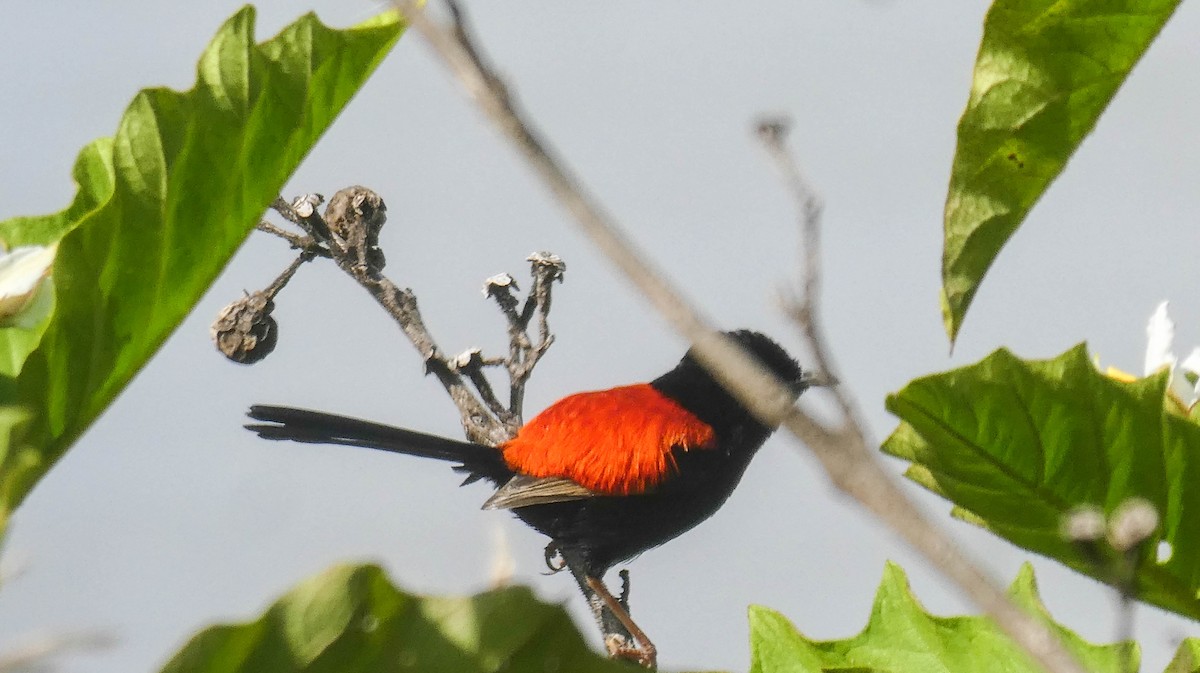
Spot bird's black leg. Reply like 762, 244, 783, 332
584, 575, 657, 670
618, 569, 631, 612
554, 547, 656, 668
557, 549, 650, 666
564, 560, 632, 648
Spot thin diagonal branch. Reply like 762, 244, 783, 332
756, 122, 835, 380
337, 246, 508, 446
755, 117, 870, 440
393, 4, 1091, 673
451, 347, 510, 421
261, 252, 315, 301
394, 1, 718, 343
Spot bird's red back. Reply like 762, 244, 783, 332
501, 383, 716, 495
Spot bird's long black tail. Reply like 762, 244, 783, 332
246, 405, 512, 484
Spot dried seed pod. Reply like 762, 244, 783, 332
325, 186, 388, 269
290, 193, 325, 218
211, 291, 278, 364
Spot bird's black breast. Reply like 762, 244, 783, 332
510, 425, 770, 576
504, 330, 802, 575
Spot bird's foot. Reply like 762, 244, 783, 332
543, 542, 567, 574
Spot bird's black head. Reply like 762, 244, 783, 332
716, 329, 807, 391
651, 330, 807, 436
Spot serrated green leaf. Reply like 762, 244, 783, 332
883, 344, 1200, 620
159, 564, 634, 673
0, 7, 403, 521
750, 562, 1133, 673
941, 0, 1181, 344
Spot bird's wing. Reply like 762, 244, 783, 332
499, 383, 715, 496
481, 475, 598, 510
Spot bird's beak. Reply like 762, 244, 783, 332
794, 369, 836, 393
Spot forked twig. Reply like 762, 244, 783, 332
248, 188, 565, 447
755, 121, 840, 388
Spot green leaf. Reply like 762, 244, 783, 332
0, 139, 118, 249
0, 254, 57, 378
749, 562, 1132, 673
883, 344, 1200, 620
940, 0, 1181, 344
159, 565, 633, 673
0, 406, 38, 520
0, 7, 403, 521
1167, 638, 1200, 673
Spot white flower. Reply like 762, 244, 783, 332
0, 244, 57, 329
1143, 301, 1199, 410
1180, 347, 1200, 402
1144, 301, 1177, 376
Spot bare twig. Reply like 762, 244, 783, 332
756, 119, 843, 391
256, 220, 318, 251
479, 255, 563, 428
484, 273, 523, 325
271, 194, 332, 242
483, 273, 528, 427
451, 348, 511, 422
346, 263, 509, 446
258, 185, 509, 445
257, 185, 566, 448
393, 3, 1090, 673
395, 1, 716, 344
261, 252, 315, 300
506, 252, 563, 419
756, 121, 1091, 673
1108, 498, 1157, 673
1062, 502, 1145, 673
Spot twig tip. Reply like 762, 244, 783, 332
755, 116, 792, 144
483, 272, 519, 297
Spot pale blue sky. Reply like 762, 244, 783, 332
1, 2, 1198, 672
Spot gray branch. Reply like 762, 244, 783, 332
258, 186, 564, 447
